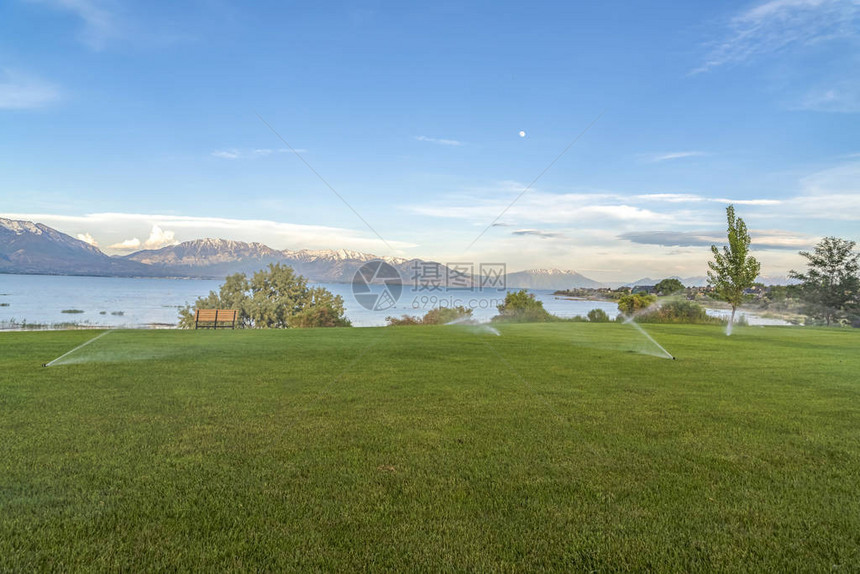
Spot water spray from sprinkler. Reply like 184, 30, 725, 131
43, 330, 114, 368
445, 316, 501, 336
622, 314, 675, 360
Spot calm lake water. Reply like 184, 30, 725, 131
0, 274, 787, 328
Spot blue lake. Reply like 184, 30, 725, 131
0, 273, 787, 328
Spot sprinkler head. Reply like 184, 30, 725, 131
42, 363, 47, 367
671, 356, 676, 360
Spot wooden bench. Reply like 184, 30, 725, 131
194, 309, 238, 330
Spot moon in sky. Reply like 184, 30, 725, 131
518, 131, 526, 138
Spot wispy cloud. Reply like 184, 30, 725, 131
619, 230, 722, 247
694, 0, 860, 74
511, 229, 564, 239
211, 148, 306, 159
781, 159, 860, 220
619, 229, 816, 250
636, 193, 781, 206
636, 193, 706, 203
0, 69, 61, 109
211, 149, 241, 159
643, 151, 707, 162
408, 190, 679, 226
797, 83, 860, 113
405, 181, 786, 231
28, 0, 117, 50
415, 135, 464, 146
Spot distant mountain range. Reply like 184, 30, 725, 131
0, 217, 797, 288
504, 268, 603, 290
0, 218, 154, 277
0, 218, 602, 288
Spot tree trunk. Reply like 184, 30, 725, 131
730, 306, 736, 326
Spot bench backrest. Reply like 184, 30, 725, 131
195, 309, 238, 323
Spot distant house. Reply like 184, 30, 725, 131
632, 285, 656, 294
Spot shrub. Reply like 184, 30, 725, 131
493, 290, 556, 323
587, 308, 610, 322
422, 306, 473, 325
386, 315, 423, 326
636, 301, 723, 325
386, 306, 472, 326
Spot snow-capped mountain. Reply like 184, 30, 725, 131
122, 239, 422, 282
0, 217, 152, 276
504, 268, 605, 290
127, 238, 281, 266
1, 219, 613, 288
287, 248, 406, 265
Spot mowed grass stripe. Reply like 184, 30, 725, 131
1, 324, 858, 571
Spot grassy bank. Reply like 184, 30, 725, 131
1, 324, 858, 571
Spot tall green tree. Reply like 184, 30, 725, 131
654, 278, 684, 296
789, 237, 859, 326
707, 205, 761, 328
179, 263, 351, 328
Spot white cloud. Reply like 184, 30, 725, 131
415, 135, 464, 146
143, 225, 179, 249
76, 232, 97, 246
27, 0, 117, 50
694, 0, 859, 73
644, 151, 707, 162
0, 69, 61, 110
211, 148, 307, 159
109, 237, 141, 250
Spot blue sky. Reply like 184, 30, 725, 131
1, 0, 858, 281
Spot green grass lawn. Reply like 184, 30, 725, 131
1, 323, 859, 571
